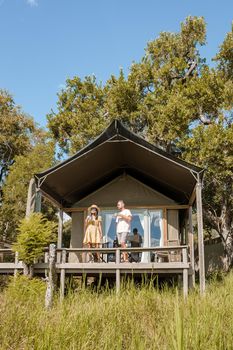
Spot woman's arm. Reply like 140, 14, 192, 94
98, 219, 103, 238
84, 217, 89, 232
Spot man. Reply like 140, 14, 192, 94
115, 200, 132, 262
130, 228, 143, 262
131, 228, 143, 247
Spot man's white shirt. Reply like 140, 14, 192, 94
116, 209, 132, 233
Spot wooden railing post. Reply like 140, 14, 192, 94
44, 251, 49, 263
196, 177, 205, 295
45, 243, 56, 309
60, 249, 66, 301
14, 251, 19, 277
182, 247, 188, 298
188, 206, 195, 288
116, 248, 121, 293
57, 209, 63, 263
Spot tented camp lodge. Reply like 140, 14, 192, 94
0, 120, 205, 295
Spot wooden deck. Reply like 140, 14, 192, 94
0, 246, 191, 296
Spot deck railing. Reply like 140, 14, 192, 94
0, 246, 189, 266
0, 246, 190, 296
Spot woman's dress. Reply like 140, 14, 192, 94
83, 216, 102, 245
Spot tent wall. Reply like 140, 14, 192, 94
73, 175, 177, 208
167, 210, 179, 243
69, 212, 84, 262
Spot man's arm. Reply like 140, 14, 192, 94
118, 212, 132, 222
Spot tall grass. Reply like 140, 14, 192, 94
0, 273, 233, 349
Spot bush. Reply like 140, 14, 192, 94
13, 213, 57, 267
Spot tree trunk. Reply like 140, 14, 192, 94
220, 202, 233, 271
45, 243, 56, 309
222, 233, 233, 272
204, 200, 233, 272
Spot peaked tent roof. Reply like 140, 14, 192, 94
35, 120, 204, 207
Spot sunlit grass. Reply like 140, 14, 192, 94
0, 273, 232, 349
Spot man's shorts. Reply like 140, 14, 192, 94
117, 232, 128, 244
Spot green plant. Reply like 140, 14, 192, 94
1, 273, 233, 349
13, 213, 57, 275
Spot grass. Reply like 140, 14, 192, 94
0, 273, 233, 350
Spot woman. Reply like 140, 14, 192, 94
83, 204, 103, 262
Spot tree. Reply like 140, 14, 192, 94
0, 90, 35, 188
47, 17, 233, 269
13, 213, 57, 277
181, 26, 233, 270
0, 141, 56, 241
48, 17, 208, 153
47, 76, 107, 155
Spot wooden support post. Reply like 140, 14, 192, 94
14, 251, 19, 277
60, 249, 66, 302
45, 243, 56, 309
26, 178, 36, 217
116, 248, 120, 293
141, 210, 150, 262
163, 208, 168, 245
196, 178, 205, 294
188, 206, 195, 288
182, 247, 188, 298
185, 213, 188, 245
57, 209, 63, 263
44, 251, 49, 263
35, 189, 42, 213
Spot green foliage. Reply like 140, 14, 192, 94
47, 76, 107, 154
214, 24, 233, 80
0, 141, 56, 240
3, 275, 46, 304
182, 121, 233, 267
13, 213, 57, 265
0, 91, 56, 241
47, 16, 209, 152
0, 90, 35, 186
1, 273, 233, 349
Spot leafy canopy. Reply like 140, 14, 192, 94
0, 141, 56, 241
0, 90, 36, 186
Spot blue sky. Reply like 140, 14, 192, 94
0, 0, 232, 127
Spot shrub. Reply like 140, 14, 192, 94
13, 213, 57, 273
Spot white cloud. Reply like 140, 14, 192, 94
26, 0, 38, 7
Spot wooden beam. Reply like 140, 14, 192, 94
60, 249, 66, 302
182, 247, 188, 298
196, 180, 205, 294
184, 212, 188, 245
26, 178, 36, 217
188, 206, 195, 287
39, 189, 62, 209
189, 186, 197, 206
116, 249, 121, 293
14, 252, 19, 277
56, 262, 190, 270
64, 205, 189, 213
163, 208, 168, 245
35, 190, 42, 213
57, 209, 63, 263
